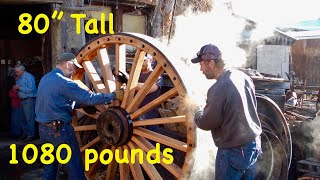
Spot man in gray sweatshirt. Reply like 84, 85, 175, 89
192, 44, 262, 180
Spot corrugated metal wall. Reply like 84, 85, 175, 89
291, 39, 320, 86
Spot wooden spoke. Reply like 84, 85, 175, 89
96, 48, 115, 93
121, 49, 146, 108
71, 115, 82, 148
118, 146, 130, 180
75, 108, 100, 119
105, 146, 119, 180
130, 88, 178, 120
131, 135, 182, 178
74, 124, 97, 131
82, 61, 108, 93
132, 115, 186, 127
115, 43, 127, 89
80, 137, 101, 152
123, 144, 145, 180
74, 79, 91, 91
134, 127, 187, 152
72, 80, 106, 112
126, 64, 164, 113
127, 141, 162, 180
86, 144, 111, 177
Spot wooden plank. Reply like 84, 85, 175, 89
82, 61, 108, 93
105, 146, 119, 180
127, 141, 162, 180
118, 146, 130, 180
80, 137, 101, 152
121, 49, 146, 108
115, 43, 127, 89
97, 48, 115, 93
86, 144, 111, 177
126, 65, 164, 113
133, 127, 187, 152
130, 88, 178, 120
131, 135, 182, 178
75, 108, 100, 119
132, 115, 186, 127
74, 124, 97, 131
123, 144, 145, 180
74, 79, 90, 91
71, 116, 82, 148
81, 61, 108, 111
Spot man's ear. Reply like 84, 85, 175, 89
65, 61, 70, 69
209, 60, 215, 68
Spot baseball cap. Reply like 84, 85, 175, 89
58, 53, 83, 68
191, 44, 222, 63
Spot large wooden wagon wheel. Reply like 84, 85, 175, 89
71, 33, 196, 180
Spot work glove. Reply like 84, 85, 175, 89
115, 71, 129, 84
113, 89, 125, 101
83, 106, 98, 114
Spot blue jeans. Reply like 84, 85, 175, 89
39, 122, 86, 180
10, 107, 24, 137
21, 98, 36, 137
215, 137, 261, 180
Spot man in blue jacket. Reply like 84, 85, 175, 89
35, 53, 124, 180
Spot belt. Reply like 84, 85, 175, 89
21, 97, 36, 101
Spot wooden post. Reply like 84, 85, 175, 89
151, 0, 175, 43
114, 5, 123, 32
51, 0, 86, 68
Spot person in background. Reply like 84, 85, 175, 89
116, 54, 163, 130
191, 44, 262, 180
136, 54, 163, 130
13, 64, 37, 141
35, 53, 124, 180
8, 75, 25, 139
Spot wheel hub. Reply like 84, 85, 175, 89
97, 107, 133, 146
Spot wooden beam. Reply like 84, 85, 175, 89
131, 135, 182, 178
80, 137, 101, 152
75, 108, 100, 119
132, 115, 186, 127
73, 124, 97, 131
105, 146, 119, 180
133, 127, 187, 152
118, 146, 130, 180
97, 48, 115, 93
127, 141, 162, 180
83, 61, 108, 93
126, 64, 164, 113
121, 49, 145, 108
123, 144, 145, 180
130, 88, 178, 120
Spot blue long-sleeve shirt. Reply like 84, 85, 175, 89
35, 68, 115, 123
16, 71, 37, 99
